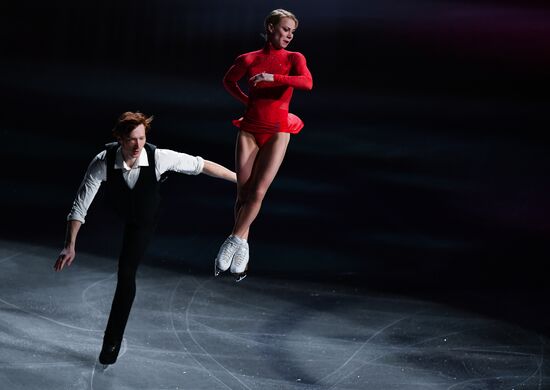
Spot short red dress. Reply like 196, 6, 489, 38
223, 42, 313, 147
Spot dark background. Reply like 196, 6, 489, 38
1, 1, 549, 332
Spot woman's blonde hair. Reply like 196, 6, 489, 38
264, 9, 299, 33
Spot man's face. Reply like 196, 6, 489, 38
119, 124, 146, 160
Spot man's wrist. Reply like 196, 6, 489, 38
64, 242, 75, 250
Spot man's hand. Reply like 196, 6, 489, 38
54, 220, 82, 272
54, 247, 76, 272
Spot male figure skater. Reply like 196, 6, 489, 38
53, 111, 236, 366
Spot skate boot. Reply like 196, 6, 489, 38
99, 339, 122, 368
214, 235, 242, 276
230, 241, 249, 282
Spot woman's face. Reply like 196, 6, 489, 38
268, 17, 297, 49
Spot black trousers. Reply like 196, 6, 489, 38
103, 222, 156, 344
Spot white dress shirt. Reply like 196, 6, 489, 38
67, 146, 204, 223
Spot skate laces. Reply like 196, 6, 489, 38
220, 239, 238, 255
216, 237, 240, 269
233, 243, 249, 267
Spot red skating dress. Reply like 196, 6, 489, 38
223, 42, 313, 147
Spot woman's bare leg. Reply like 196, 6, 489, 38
234, 131, 259, 240
215, 131, 289, 279
232, 132, 290, 238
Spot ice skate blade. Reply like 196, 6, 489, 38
215, 265, 226, 277
233, 272, 247, 282
95, 361, 110, 371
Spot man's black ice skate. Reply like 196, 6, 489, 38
99, 340, 121, 368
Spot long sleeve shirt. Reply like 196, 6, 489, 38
67, 146, 204, 223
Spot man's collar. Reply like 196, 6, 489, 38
114, 146, 149, 170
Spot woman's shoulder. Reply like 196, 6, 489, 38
235, 49, 263, 62
286, 50, 307, 62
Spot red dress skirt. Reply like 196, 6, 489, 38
232, 113, 304, 147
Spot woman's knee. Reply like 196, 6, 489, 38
238, 175, 270, 206
248, 186, 268, 204
237, 181, 252, 203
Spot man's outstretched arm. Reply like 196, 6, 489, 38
54, 152, 105, 272
54, 220, 82, 272
201, 160, 237, 183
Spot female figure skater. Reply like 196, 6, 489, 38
214, 9, 313, 281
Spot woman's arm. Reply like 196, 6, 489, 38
273, 52, 313, 90
250, 52, 313, 90
223, 55, 249, 105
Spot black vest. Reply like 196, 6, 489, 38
105, 142, 161, 225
